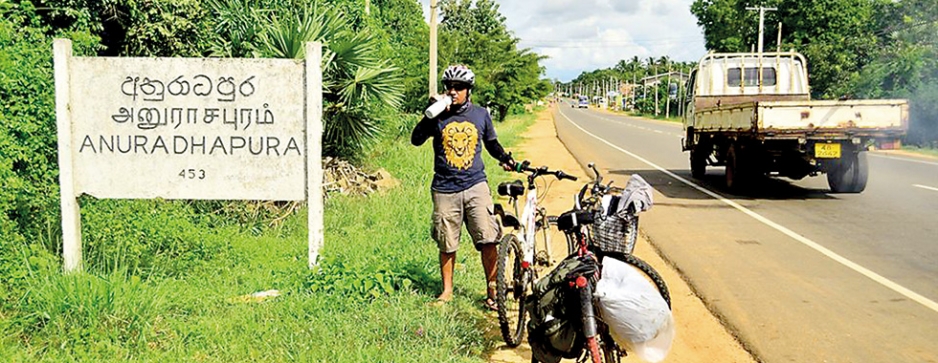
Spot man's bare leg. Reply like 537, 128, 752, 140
438, 251, 456, 301
480, 243, 498, 300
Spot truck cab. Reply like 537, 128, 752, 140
684, 52, 810, 134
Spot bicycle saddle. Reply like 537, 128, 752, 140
497, 180, 525, 197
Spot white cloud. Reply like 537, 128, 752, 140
418, 0, 706, 82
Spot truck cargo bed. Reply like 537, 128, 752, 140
693, 99, 909, 136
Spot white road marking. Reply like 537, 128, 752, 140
913, 184, 938, 192
588, 114, 684, 138
557, 108, 938, 314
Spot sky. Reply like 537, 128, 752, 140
419, 0, 708, 83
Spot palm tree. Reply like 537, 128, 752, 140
207, 0, 403, 157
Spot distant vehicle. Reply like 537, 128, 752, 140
682, 51, 908, 193
578, 95, 589, 108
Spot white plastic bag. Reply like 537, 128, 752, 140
595, 256, 674, 363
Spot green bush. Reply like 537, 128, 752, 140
0, 2, 98, 308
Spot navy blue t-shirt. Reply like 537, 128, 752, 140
412, 103, 497, 193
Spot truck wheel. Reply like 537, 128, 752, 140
725, 144, 745, 191
691, 148, 707, 178
827, 151, 868, 193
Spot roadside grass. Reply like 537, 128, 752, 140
902, 145, 938, 158
624, 111, 683, 123
0, 112, 535, 362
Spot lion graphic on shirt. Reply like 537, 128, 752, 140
442, 121, 478, 170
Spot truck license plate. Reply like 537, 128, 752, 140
815, 143, 841, 158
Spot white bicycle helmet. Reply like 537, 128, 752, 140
442, 65, 475, 87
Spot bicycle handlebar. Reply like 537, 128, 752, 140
576, 162, 618, 209
506, 160, 578, 181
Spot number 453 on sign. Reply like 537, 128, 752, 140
179, 168, 206, 179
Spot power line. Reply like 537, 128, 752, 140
519, 41, 704, 49
521, 35, 703, 44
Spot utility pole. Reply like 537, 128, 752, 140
653, 65, 658, 116
428, 0, 439, 96
746, 6, 777, 55
776, 22, 783, 52
747, 6, 776, 92
665, 60, 671, 119
631, 73, 635, 111
678, 65, 684, 117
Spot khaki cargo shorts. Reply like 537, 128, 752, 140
431, 181, 501, 254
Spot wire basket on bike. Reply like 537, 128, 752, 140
590, 174, 653, 255
591, 205, 638, 254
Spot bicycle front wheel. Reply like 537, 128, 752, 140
496, 233, 528, 347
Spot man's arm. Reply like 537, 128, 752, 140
483, 138, 513, 165
413, 96, 447, 146
480, 107, 514, 167
411, 117, 435, 146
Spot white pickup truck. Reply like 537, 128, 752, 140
682, 52, 908, 193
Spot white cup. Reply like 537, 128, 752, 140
424, 95, 453, 119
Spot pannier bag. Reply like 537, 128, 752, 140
525, 255, 599, 363
595, 256, 674, 363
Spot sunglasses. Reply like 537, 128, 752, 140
443, 83, 469, 91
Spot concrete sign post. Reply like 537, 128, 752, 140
53, 39, 324, 272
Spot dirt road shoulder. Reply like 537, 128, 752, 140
488, 106, 757, 363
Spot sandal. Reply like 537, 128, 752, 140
482, 297, 498, 311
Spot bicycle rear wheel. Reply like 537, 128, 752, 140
496, 233, 528, 347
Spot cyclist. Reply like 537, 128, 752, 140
411, 64, 516, 309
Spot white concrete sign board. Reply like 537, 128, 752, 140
69, 57, 306, 200
54, 39, 324, 272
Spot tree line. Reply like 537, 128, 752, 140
562, 56, 697, 117
559, 1, 937, 146
692, 0, 937, 146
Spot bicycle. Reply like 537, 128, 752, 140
536, 164, 669, 363
494, 160, 577, 347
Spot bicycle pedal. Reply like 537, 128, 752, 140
535, 251, 551, 266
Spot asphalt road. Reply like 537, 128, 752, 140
552, 104, 938, 363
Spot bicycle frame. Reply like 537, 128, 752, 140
515, 184, 543, 265
503, 164, 570, 268
495, 162, 576, 348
